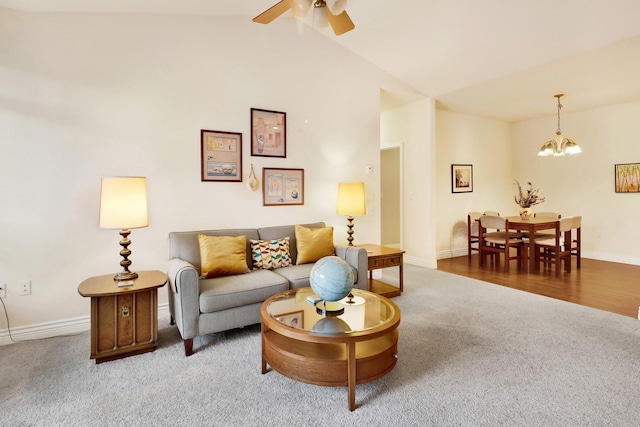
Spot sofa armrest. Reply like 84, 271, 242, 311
335, 246, 368, 290
166, 258, 200, 340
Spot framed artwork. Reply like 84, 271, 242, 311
201, 129, 242, 182
262, 167, 304, 206
274, 311, 303, 328
251, 108, 286, 157
615, 163, 640, 193
451, 164, 473, 193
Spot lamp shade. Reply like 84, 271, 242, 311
99, 177, 149, 229
336, 182, 366, 216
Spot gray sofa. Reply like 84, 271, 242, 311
166, 222, 368, 356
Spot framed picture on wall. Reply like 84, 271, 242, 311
614, 163, 640, 193
200, 129, 242, 182
262, 167, 304, 206
251, 108, 286, 158
451, 164, 473, 193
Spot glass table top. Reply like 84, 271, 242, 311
265, 288, 397, 334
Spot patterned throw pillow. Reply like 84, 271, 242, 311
250, 237, 291, 270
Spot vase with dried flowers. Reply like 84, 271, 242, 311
514, 180, 545, 219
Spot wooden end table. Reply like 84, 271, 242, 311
357, 244, 405, 298
78, 270, 167, 364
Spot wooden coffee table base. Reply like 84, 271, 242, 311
261, 289, 400, 411
262, 326, 398, 411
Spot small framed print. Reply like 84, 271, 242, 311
201, 130, 242, 182
451, 164, 473, 193
615, 163, 640, 193
274, 311, 303, 328
251, 108, 286, 157
262, 167, 304, 206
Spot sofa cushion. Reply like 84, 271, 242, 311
169, 228, 259, 272
295, 224, 335, 264
198, 234, 250, 279
250, 237, 291, 270
271, 264, 315, 289
273, 264, 359, 290
258, 222, 325, 264
199, 270, 288, 313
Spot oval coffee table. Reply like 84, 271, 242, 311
261, 287, 401, 411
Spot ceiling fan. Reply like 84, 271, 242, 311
253, 0, 355, 36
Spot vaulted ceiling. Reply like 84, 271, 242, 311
3, 0, 640, 122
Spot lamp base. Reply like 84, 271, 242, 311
346, 216, 355, 246
113, 271, 138, 283
113, 228, 138, 283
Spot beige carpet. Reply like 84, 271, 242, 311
1, 265, 639, 426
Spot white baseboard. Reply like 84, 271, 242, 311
0, 304, 170, 347
405, 255, 437, 269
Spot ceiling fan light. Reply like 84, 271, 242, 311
325, 0, 347, 15
313, 2, 329, 28
291, 0, 313, 18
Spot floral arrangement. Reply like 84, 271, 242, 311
514, 180, 545, 208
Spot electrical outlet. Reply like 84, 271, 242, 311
19, 280, 31, 296
0, 283, 5, 298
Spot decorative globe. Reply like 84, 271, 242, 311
310, 256, 354, 302
311, 317, 351, 334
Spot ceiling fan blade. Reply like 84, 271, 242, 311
326, 9, 355, 35
253, 0, 295, 24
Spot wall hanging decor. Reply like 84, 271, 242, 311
201, 129, 242, 182
251, 108, 286, 158
248, 164, 259, 191
451, 164, 473, 193
262, 167, 304, 206
615, 163, 640, 193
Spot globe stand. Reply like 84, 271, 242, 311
315, 300, 345, 317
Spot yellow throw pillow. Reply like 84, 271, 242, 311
198, 234, 250, 279
295, 225, 335, 265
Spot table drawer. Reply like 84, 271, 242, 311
368, 256, 402, 269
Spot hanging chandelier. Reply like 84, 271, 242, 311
538, 94, 582, 156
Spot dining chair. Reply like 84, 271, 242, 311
534, 212, 561, 219
569, 215, 582, 269
478, 215, 524, 272
467, 212, 482, 259
532, 212, 562, 237
534, 216, 573, 276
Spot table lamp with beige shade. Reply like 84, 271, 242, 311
99, 176, 149, 284
336, 181, 366, 246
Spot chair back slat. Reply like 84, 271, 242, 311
480, 215, 505, 230
559, 217, 573, 232
534, 212, 561, 219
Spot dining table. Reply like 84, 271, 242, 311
505, 216, 559, 273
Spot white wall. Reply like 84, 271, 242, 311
381, 98, 436, 267
512, 100, 640, 264
436, 100, 640, 265
435, 110, 514, 258
0, 7, 419, 332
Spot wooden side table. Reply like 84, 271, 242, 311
78, 270, 167, 364
357, 244, 405, 298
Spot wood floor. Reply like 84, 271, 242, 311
437, 255, 640, 319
